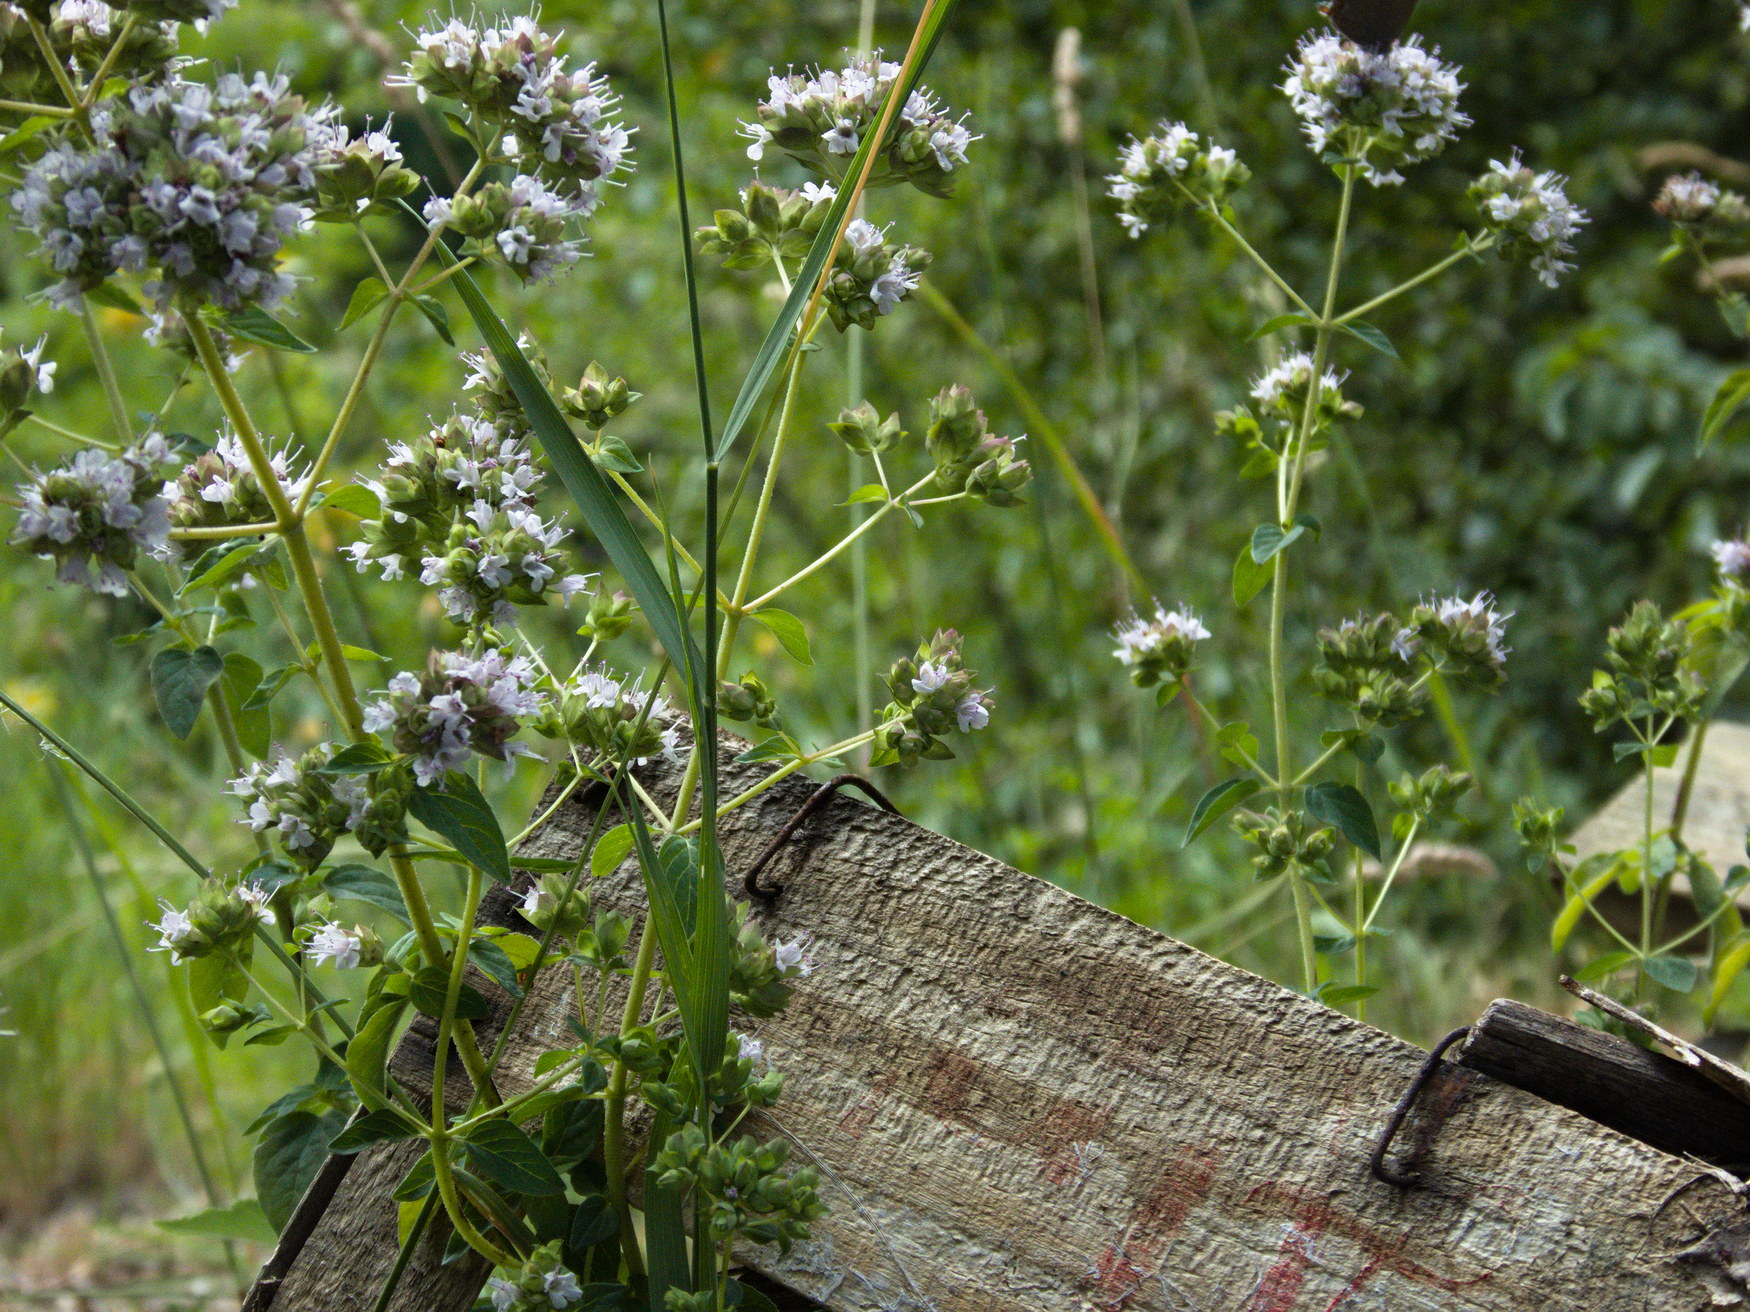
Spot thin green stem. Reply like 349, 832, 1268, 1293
1181, 688, 1273, 785
603, 923, 657, 1278
24, 14, 81, 111
0, 97, 73, 117
1196, 200, 1317, 320
23, 413, 114, 448
1335, 238, 1489, 326
1671, 719, 1711, 843
745, 473, 936, 612
77, 296, 134, 443
1268, 163, 1357, 996
80, 11, 139, 101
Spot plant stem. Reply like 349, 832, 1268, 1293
745, 473, 936, 612
0, 97, 72, 116
1671, 719, 1710, 843
1335, 239, 1483, 326
77, 296, 134, 443
603, 923, 657, 1278
1197, 201, 1317, 320
1270, 163, 1357, 995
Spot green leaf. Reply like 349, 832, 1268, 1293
157, 1198, 279, 1245
468, 938, 525, 999
253, 1109, 343, 1231
748, 608, 814, 666
225, 306, 317, 353
1183, 778, 1260, 848
1250, 521, 1306, 565
151, 646, 224, 739
1232, 540, 1273, 607
1644, 954, 1699, 993
707, 0, 961, 464
1692, 860, 1727, 922
411, 293, 455, 344
1700, 368, 1750, 450
1571, 949, 1638, 983
837, 484, 889, 507
393, 1151, 435, 1201
591, 825, 635, 878
1246, 311, 1315, 342
303, 640, 385, 664
329, 1108, 421, 1155
1317, 983, 1381, 1007
339, 277, 391, 330
322, 864, 410, 923
1304, 782, 1381, 860
1215, 722, 1261, 771
734, 734, 800, 764
344, 995, 407, 1108
569, 1194, 618, 1247
591, 434, 644, 474
181, 540, 267, 594
1709, 935, 1750, 1023
221, 651, 271, 757
84, 279, 144, 315
408, 966, 491, 1021
461, 1120, 567, 1197
317, 483, 381, 518
317, 741, 393, 774
1336, 319, 1399, 359
407, 773, 511, 883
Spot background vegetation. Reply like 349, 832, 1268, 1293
3, 0, 1748, 1285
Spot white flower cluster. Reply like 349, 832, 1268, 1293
1281, 34, 1469, 186
10, 433, 173, 596
397, 13, 630, 205
227, 745, 371, 867
1407, 590, 1513, 685
417, 498, 593, 628
487, 1267, 583, 1312
1250, 352, 1346, 414
425, 172, 589, 284
12, 72, 336, 309
1714, 538, 1750, 583
1653, 171, 1750, 233
306, 117, 422, 221
1469, 151, 1588, 288
1112, 603, 1210, 689
307, 921, 365, 969
165, 427, 313, 530
1107, 121, 1250, 237
740, 52, 976, 197
363, 649, 546, 786
822, 218, 929, 331
546, 666, 682, 765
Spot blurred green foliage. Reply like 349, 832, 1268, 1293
4, 0, 1750, 1228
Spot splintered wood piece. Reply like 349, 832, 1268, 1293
1560, 976, 1750, 1108
1571, 720, 1750, 906
1457, 997, 1750, 1169
248, 740, 1750, 1311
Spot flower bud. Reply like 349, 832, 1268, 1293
828, 401, 904, 456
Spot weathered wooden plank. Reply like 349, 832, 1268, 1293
1573, 720, 1750, 895
1457, 998, 1750, 1169
251, 740, 1750, 1311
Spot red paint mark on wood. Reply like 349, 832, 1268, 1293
1033, 1099, 1112, 1185
1086, 1148, 1222, 1310
1243, 1182, 1493, 1298
919, 1050, 983, 1129
1246, 1225, 1317, 1312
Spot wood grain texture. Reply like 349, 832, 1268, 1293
1457, 998, 1750, 1169
249, 740, 1750, 1311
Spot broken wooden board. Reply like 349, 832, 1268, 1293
251, 741, 1750, 1311
1573, 720, 1750, 893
